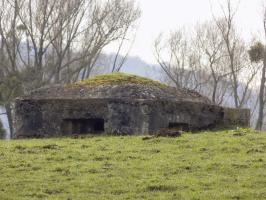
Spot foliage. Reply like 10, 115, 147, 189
75, 72, 167, 88
248, 42, 265, 63
0, 129, 266, 199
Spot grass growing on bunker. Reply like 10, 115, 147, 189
74, 72, 167, 88
0, 129, 266, 200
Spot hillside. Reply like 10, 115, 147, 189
0, 129, 266, 200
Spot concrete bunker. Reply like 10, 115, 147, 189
12, 73, 250, 138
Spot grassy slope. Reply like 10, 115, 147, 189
0, 129, 266, 200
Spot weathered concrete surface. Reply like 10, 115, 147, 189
13, 98, 250, 138
23, 83, 212, 104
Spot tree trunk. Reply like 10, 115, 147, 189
5, 104, 13, 138
256, 52, 266, 130
229, 54, 239, 108
55, 59, 62, 84
212, 79, 218, 104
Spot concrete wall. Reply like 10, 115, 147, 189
222, 107, 250, 127
12, 98, 250, 138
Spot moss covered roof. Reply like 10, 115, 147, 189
74, 73, 167, 88
22, 73, 212, 104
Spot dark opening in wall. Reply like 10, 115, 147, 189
168, 122, 189, 131
61, 118, 104, 134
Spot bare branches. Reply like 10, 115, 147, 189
195, 21, 229, 104
0, 0, 141, 134
0, 0, 141, 87
154, 0, 258, 113
154, 30, 201, 89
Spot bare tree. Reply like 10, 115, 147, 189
0, 0, 23, 136
154, 30, 201, 89
0, 0, 141, 134
111, 22, 138, 72
77, 0, 141, 80
246, 1, 266, 130
195, 21, 230, 104
48, 0, 87, 84
213, 0, 258, 108
248, 38, 266, 130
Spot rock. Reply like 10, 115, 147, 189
157, 129, 183, 137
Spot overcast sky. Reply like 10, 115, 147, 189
105, 0, 264, 64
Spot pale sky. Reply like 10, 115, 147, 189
105, 0, 264, 64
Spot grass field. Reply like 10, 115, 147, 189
0, 129, 266, 200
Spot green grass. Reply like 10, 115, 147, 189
74, 72, 167, 88
1, 129, 266, 200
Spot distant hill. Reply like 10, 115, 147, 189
120, 56, 161, 80
93, 53, 162, 81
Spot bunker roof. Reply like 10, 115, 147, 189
20, 73, 212, 104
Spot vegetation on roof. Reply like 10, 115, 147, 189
74, 73, 167, 88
